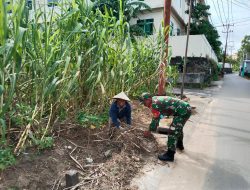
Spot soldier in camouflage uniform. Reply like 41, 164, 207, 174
140, 92, 192, 162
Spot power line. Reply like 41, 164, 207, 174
230, 0, 250, 10
214, 16, 250, 27
233, 0, 250, 9
226, 0, 230, 23
220, 0, 228, 23
222, 24, 234, 76
233, 20, 250, 26
216, 0, 226, 26
229, 0, 234, 54
211, 0, 225, 27
230, 0, 234, 24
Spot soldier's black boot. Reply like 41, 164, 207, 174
176, 140, 184, 151
158, 150, 175, 162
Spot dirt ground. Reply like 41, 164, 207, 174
0, 101, 159, 190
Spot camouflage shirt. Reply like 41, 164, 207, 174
149, 96, 191, 131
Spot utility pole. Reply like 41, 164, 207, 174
180, 0, 192, 99
222, 24, 233, 77
158, 0, 172, 96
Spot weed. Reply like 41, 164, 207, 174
0, 148, 16, 170
76, 111, 108, 128
36, 137, 54, 150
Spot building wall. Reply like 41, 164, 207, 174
14, 0, 91, 20
129, 9, 186, 36
169, 35, 218, 62
143, 0, 188, 22
130, 0, 188, 36
171, 0, 188, 23
28, 0, 62, 18
130, 8, 164, 32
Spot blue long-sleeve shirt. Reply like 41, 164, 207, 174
109, 101, 131, 128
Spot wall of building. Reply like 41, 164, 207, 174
130, 0, 188, 36
143, 0, 163, 9
130, 10, 186, 36
28, 0, 62, 19
17, 0, 91, 21
171, 0, 188, 23
130, 8, 164, 32
143, 0, 188, 22
169, 35, 218, 62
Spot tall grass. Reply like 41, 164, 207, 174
0, 0, 169, 154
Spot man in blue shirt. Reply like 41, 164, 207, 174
109, 92, 132, 129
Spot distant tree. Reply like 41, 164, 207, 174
226, 56, 240, 71
188, 3, 222, 60
240, 35, 250, 53
90, 0, 150, 22
237, 35, 250, 65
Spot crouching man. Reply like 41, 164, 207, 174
109, 92, 131, 129
140, 92, 191, 162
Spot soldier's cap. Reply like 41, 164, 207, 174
139, 92, 152, 103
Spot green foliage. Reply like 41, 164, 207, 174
209, 59, 219, 81
76, 111, 108, 128
10, 104, 33, 127
166, 65, 179, 93
0, 148, 16, 170
36, 137, 54, 150
90, 0, 150, 22
0, 0, 168, 152
29, 133, 54, 150
240, 35, 250, 53
226, 56, 240, 72
189, 3, 222, 59
0, 119, 7, 144
238, 35, 250, 63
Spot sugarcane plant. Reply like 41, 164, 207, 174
0, 0, 172, 159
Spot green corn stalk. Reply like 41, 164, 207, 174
0, 0, 174, 153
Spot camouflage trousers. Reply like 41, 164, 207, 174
167, 109, 191, 151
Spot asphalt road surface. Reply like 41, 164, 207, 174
202, 74, 250, 190
133, 74, 250, 190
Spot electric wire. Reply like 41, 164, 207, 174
220, 0, 228, 23
215, 0, 226, 27
211, 0, 225, 27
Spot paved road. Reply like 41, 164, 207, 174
202, 74, 250, 190
133, 74, 250, 190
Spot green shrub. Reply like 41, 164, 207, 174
0, 148, 16, 170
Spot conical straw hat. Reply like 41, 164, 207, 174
112, 92, 130, 101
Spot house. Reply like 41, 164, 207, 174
5, 0, 92, 19
129, 0, 218, 62
130, 0, 188, 36
130, 0, 218, 85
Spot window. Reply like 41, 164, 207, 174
170, 21, 174, 36
48, 0, 58, 7
137, 19, 154, 35
26, 0, 32, 10
177, 28, 181, 36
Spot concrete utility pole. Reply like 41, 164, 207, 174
222, 24, 233, 76
180, 0, 192, 99
158, 0, 172, 96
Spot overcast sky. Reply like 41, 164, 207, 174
205, 0, 250, 54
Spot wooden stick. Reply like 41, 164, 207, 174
66, 139, 86, 149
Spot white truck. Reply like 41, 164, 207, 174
219, 62, 233, 74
